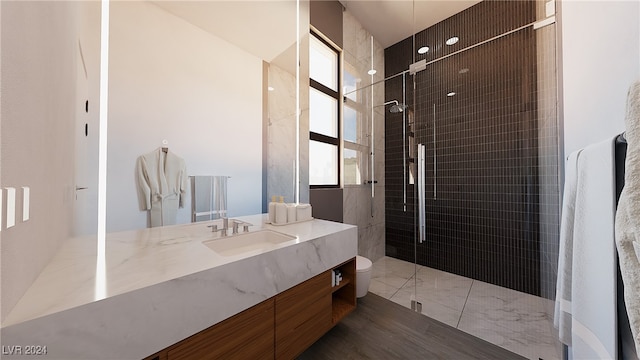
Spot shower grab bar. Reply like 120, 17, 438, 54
418, 143, 426, 244
402, 73, 407, 212
433, 103, 437, 199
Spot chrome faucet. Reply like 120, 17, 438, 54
219, 217, 229, 237
231, 219, 251, 234
207, 217, 251, 236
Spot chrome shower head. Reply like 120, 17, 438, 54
374, 100, 408, 113
389, 103, 408, 113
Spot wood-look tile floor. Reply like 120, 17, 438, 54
299, 293, 526, 360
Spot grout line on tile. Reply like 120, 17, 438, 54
396, 274, 416, 294
371, 258, 417, 300
456, 279, 474, 329
388, 286, 402, 300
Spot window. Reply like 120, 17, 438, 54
310, 35, 338, 91
310, 32, 340, 187
343, 105, 357, 143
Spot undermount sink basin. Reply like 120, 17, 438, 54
203, 230, 297, 257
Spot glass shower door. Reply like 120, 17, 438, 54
404, 4, 562, 358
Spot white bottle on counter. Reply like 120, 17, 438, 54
286, 203, 297, 223
275, 196, 287, 224
268, 195, 277, 223
296, 203, 312, 221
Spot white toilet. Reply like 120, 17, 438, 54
356, 255, 373, 298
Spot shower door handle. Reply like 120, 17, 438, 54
418, 143, 426, 244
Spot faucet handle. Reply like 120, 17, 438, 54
232, 220, 240, 234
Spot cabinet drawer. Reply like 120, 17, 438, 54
275, 271, 332, 359
167, 299, 274, 360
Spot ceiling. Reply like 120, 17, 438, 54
339, 0, 482, 48
152, 1, 297, 63
151, 0, 482, 63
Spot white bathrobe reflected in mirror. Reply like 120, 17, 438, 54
136, 148, 188, 227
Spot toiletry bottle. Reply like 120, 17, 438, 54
275, 196, 287, 224
286, 203, 297, 223
296, 203, 312, 221
268, 195, 277, 223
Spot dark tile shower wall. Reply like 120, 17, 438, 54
385, 0, 559, 297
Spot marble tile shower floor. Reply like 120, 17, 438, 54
369, 256, 562, 360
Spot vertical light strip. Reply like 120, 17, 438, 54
295, 0, 300, 204
370, 35, 375, 201
95, 0, 110, 300
0, 190, 3, 231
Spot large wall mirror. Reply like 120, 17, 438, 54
79, 1, 308, 234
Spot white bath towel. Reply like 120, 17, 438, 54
570, 136, 617, 360
191, 176, 228, 221
213, 176, 228, 219
615, 79, 640, 356
555, 135, 618, 359
555, 149, 581, 345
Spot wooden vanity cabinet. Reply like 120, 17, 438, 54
143, 257, 356, 360
167, 299, 274, 360
275, 271, 332, 359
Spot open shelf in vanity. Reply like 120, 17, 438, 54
330, 257, 356, 324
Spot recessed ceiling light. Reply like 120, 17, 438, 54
268, 86, 275, 91
446, 36, 459, 46
417, 46, 429, 54
367, 69, 377, 75
459, 68, 469, 74
447, 92, 456, 97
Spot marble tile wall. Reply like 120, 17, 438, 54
267, 64, 297, 204
266, 41, 310, 206
266, 5, 309, 206
342, 10, 386, 262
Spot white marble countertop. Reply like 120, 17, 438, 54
1, 214, 357, 359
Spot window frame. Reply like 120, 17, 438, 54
309, 30, 341, 189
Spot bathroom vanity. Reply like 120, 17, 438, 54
145, 258, 356, 360
0, 215, 357, 359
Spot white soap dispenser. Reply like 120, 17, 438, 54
286, 203, 297, 223
275, 196, 287, 224
268, 195, 277, 223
